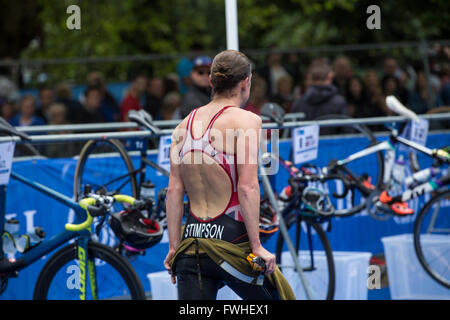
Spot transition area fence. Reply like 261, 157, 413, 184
1, 113, 449, 299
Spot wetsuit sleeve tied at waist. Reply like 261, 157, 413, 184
169, 237, 296, 300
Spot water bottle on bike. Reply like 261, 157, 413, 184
140, 180, 155, 218
405, 167, 440, 188
392, 154, 407, 185
2, 219, 20, 257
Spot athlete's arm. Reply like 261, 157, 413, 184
236, 111, 276, 274
164, 124, 187, 284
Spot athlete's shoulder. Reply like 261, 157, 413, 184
172, 111, 192, 142
229, 108, 262, 128
225, 108, 262, 127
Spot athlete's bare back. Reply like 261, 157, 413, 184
172, 102, 261, 221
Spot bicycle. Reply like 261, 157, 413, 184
0, 118, 146, 300
263, 99, 450, 291
283, 96, 448, 220
73, 110, 169, 201
412, 149, 450, 289
73, 111, 181, 257
258, 105, 343, 300
259, 102, 384, 219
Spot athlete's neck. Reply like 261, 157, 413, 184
211, 94, 245, 109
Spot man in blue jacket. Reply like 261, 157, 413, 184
292, 63, 350, 135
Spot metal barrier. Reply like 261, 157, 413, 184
14, 113, 306, 134
2, 112, 450, 144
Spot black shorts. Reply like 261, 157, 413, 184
175, 252, 280, 300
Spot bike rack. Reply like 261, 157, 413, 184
258, 157, 314, 300
2, 111, 450, 300
2, 112, 449, 144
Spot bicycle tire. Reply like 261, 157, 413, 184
33, 241, 146, 300
413, 189, 450, 289
275, 214, 335, 300
74, 139, 138, 200
314, 114, 384, 217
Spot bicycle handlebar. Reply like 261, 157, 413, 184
65, 198, 97, 232
434, 148, 450, 164
65, 194, 139, 232
386, 96, 420, 123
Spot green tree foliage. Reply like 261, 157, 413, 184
2, 0, 448, 85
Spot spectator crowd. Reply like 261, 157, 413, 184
1, 44, 449, 157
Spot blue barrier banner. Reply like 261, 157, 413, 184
1, 132, 449, 299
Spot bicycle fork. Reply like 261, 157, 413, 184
77, 237, 98, 300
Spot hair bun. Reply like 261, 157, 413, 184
214, 71, 229, 79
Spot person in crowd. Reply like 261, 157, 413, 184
291, 62, 349, 134
47, 103, 69, 126
164, 73, 181, 95
120, 73, 148, 122
82, 71, 120, 122
438, 61, 450, 87
257, 50, 290, 99
283, 52, 303, 91
54, 82, 84, 123
382, 57, 407, 85
36, 85, 54, 123
381, 74, 418, 114
75, 85, 108, 124
0, 66, 20, 103
178, 56, 212, 119
361, 70, 391, 131
364, 70, 390, 116
408, 70, 436, 114
381, 57, 408, 104
0, 99, 16, 122
346, 76, 370, 118
437, 82, 450, 106
145, 77, 165, 118
160, 91, 181, 120
244, 75, 268, 115
382, 75, 400, 97
44, 102, 77, 158
271, 74, 294, 113
332, 56, 353, 97
10, 95, 45, 127
176, 43, 204, 95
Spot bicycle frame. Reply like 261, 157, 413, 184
336, 130, 436, 186
124, 137, 169, 199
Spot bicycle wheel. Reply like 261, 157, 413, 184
33, 241, 146, 300
74, 139, 138, 201
413, 189, 450, 288
314, 114, 384, 217
275, 213, 335, 300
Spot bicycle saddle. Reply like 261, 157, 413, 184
128, 109, 161, 135
260, 102, 286, 125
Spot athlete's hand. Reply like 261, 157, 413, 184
252, 245, 276, 275
164, 249, 177, 284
